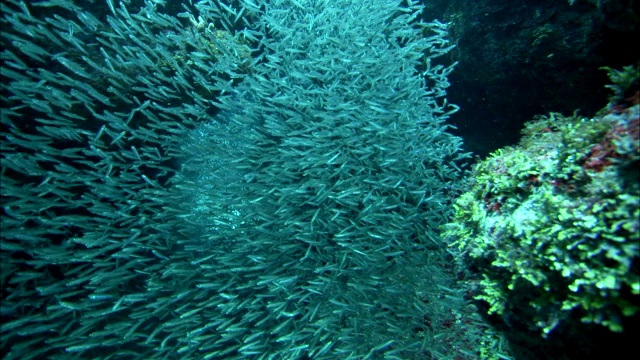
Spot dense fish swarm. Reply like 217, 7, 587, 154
1, 0, 479, 359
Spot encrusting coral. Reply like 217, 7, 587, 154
443, 64, 639, 344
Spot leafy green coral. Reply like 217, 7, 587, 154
443, 95, 639, 335
601, 63, 640, 104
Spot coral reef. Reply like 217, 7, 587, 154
443, 65, 639, 358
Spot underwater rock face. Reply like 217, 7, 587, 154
425, 0, 640, 158
1, 0, 473, 359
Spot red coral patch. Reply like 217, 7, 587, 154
581, 117, 639, 172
